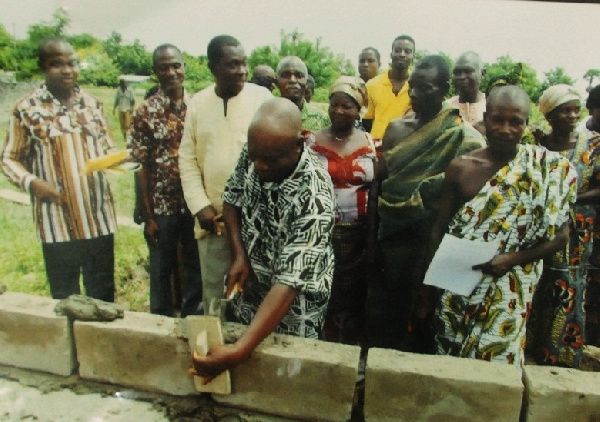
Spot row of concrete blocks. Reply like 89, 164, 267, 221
1, 291, 599, 421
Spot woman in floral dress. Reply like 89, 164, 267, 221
528, 84, 600, 368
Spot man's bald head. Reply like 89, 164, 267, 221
486, 85, 530, 114
250, 97, 302, 136
251, 65, 276, 91
248, 98, 303, 183
253, 65, 275, 79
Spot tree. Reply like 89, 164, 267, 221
182, 53, 213, 93
0, 24, 15, 70
67, 33, 100, 50
103, 31, 122, 58
11, 39, 39, 79
248, 29, 353, 90
78, 52, 120, 86
115, 39, 152, 76
536, 67, 574, 99
482, 55, 541, 102
247, 46, 278, 73
101, 33, 152, 76
27, 8, 70, 44
584, 69, 600, 90
543, 67, 574, 86
10, 8, 72, 79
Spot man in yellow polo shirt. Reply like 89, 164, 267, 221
363, 35, 415, 146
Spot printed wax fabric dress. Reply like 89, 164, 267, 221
434, 144, 576, 367
308, 134, 376, 342
577, 122, 600, 347
527, 132, 600, 368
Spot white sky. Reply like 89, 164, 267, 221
1, 0, 599, 91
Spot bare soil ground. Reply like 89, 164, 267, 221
0, 365, 295, 422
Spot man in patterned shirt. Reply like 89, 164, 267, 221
1, 37, 117, 301
191, 98, 335, 378
425, 86, 574, 366
276, 56, 330, 131
128, 44, 202, 317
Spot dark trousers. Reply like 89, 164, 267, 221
42, 234, 115, 302
148, 212, 202, 317
366, 225, 430, 350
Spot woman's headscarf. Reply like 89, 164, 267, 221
329, 76, 367, 108
538, 84, 581, 116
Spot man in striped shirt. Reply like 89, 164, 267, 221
1, 37, 117, 301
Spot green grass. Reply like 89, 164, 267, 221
0, 86, 150, 311
85, 85, 146, 216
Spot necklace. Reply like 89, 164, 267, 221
331, 128, 352, 142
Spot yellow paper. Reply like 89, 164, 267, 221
82, 150, 129, 174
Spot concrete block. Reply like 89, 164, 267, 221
523, 365, 600, 421
581, 345, 600, 372
211, 323, 361, 422
365, 348, 523, 421
74, 311, 196, 395
0, 292, 74, 376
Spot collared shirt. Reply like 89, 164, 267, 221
300, 100, 331, 131
364, 69, 412, 139
2, 84, 117, 243
223, 143, 335, 338
114, 86, 135, 112
178, 82, 272, 238
446, 94, 486, 125
128, 88, 189, 216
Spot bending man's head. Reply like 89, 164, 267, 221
247, 98, 303, 183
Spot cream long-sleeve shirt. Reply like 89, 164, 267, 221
178, 83, 272, 238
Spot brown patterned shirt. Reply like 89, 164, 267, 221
1, 84, 117, 243
128, 88, 189, 216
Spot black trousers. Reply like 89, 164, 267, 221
42, 234, 115, 302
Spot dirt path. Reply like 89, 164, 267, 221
0, 365, 296, 422
0, 377, 170, 422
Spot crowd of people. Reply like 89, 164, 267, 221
2, 33, 600, 381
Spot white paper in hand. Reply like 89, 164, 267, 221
424, 234, 500, 296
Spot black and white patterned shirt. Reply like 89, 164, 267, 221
223, 143, 335, 338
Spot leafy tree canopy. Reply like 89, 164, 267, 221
536, 67, 575, 99
2, 7, 594, 104
584, 69, 600, 91
248, 29, 354, 91
482, 55, 541, 102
